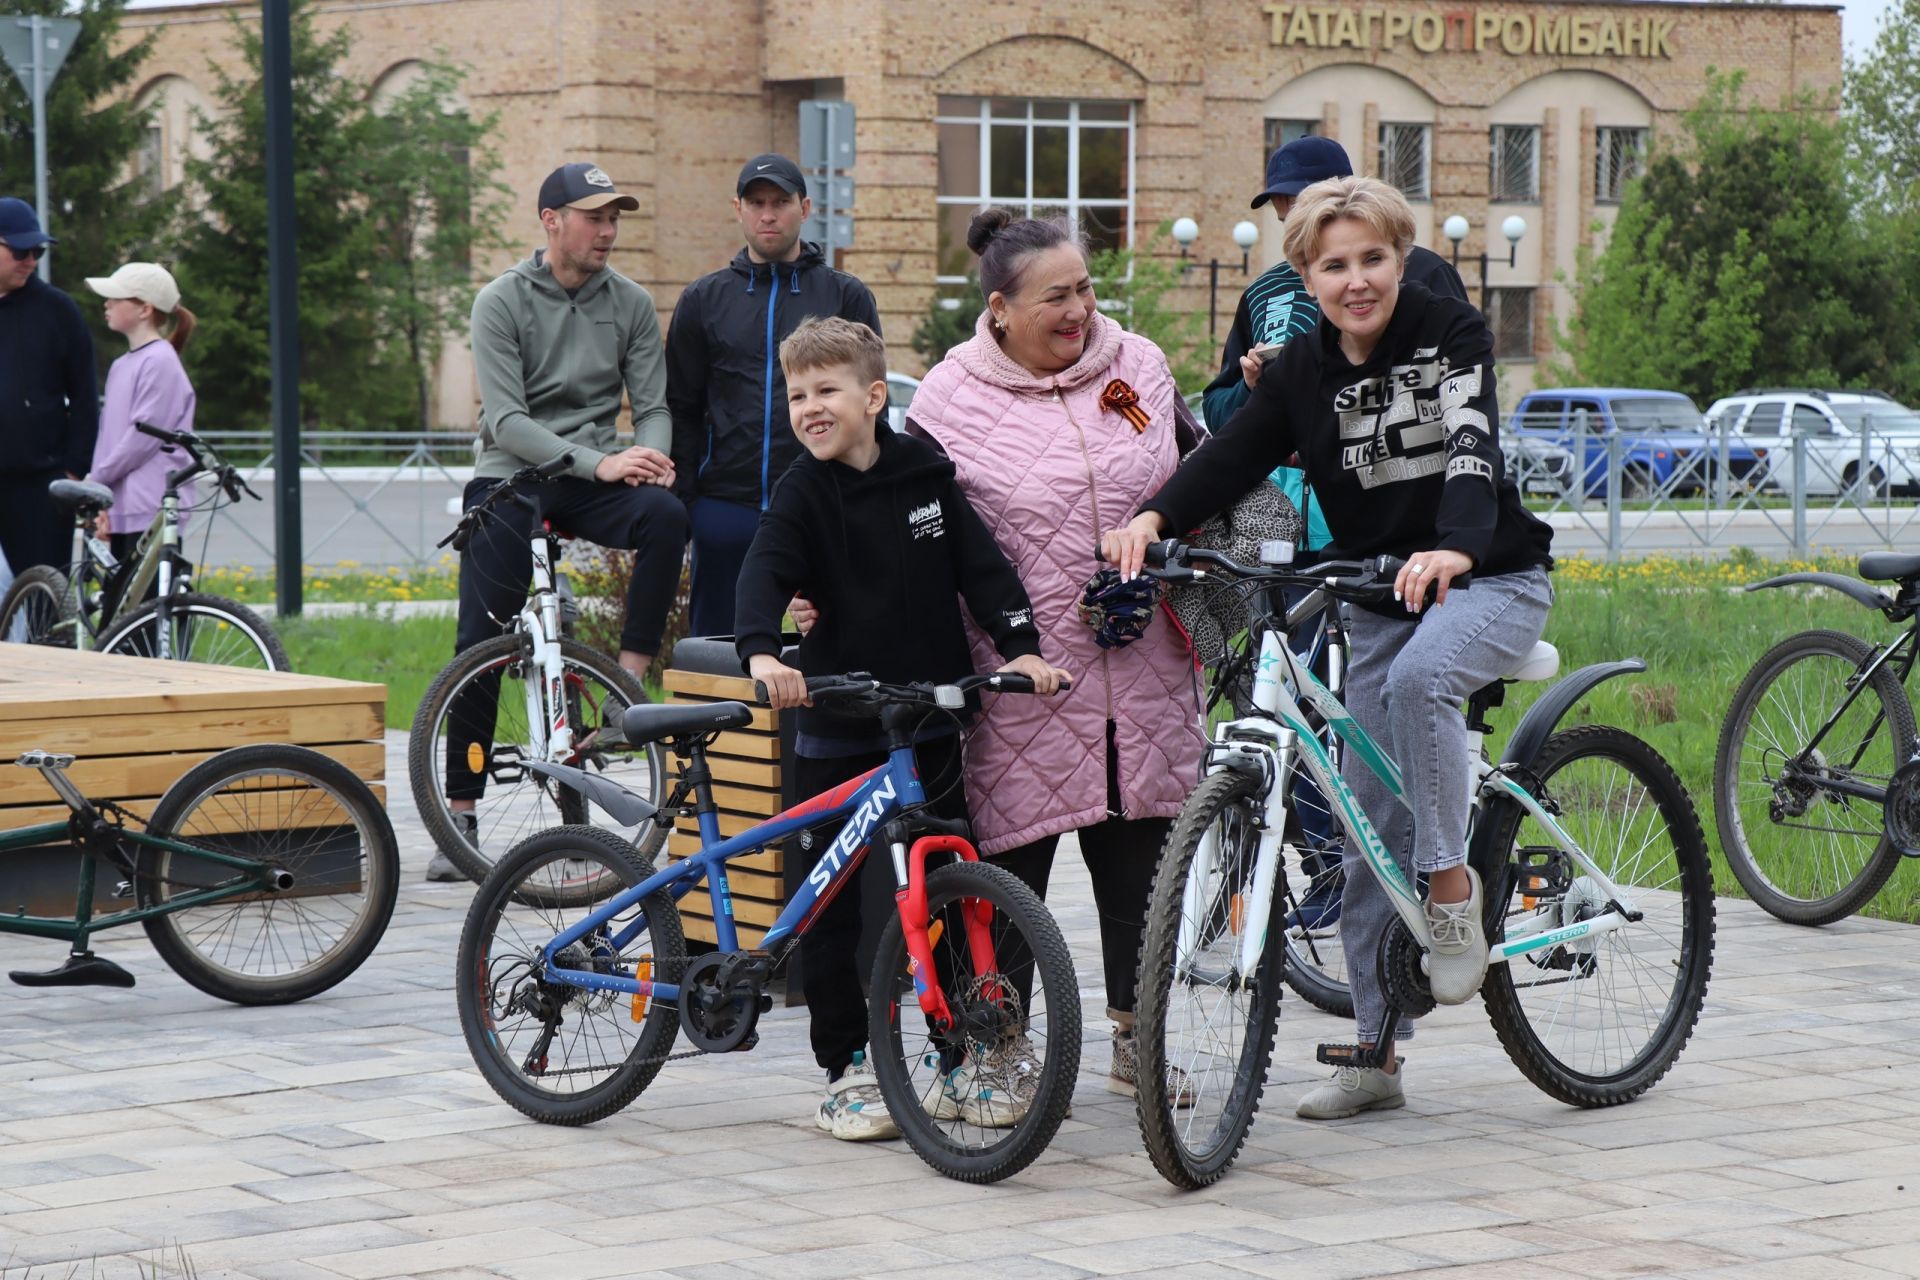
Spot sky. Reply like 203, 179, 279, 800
122, 0, 1900, 59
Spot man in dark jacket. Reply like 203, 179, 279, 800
0, 197, 97, 573
667, 154, 883, 638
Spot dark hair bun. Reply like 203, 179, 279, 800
966, 207, 1015, 257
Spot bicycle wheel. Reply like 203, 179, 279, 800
100, 592, 292, 670
409, 632, 665, 900
1481, 725, 1714, 1107
1134, 769, 1287, 1189
868, 859, 1080, 1184
138, 744, 399, 1005
1714, 629, 1914, 925
1277, 754, 1352, 1017
0, 565, 77, 647
457, 825, 684, 1126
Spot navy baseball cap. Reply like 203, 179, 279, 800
0, 197, 53, 250
1251, 136, 1353, 208
737, 154, 806, 198
536, 162, 639, 215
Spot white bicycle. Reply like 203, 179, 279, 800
1130, 539, 1716, 1188
408, 454, 665, 903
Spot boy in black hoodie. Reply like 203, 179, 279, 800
734, 316, 1068, 1143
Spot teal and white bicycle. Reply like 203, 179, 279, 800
1130, 539, 1715, 1188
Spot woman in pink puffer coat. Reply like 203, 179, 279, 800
909, 207, 1206, 1101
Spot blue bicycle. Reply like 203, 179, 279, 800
455, 672, 1082, 1183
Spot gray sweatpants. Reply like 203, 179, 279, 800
1336, 567, 1553, 1044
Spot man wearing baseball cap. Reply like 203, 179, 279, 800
0, 196, 97, 575
1196, 137, 1465, 933
665, 153, 882, 637
443, 161, 686, 880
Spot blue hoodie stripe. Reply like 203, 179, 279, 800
761, 263, 778, 510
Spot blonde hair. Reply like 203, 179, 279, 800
1281, 176, 1416, 276
779, 315, 886, 387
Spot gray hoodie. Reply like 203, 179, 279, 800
470, 250, 672, 480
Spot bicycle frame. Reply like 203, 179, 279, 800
539, 741, 976, 1024
1182, 625, 1642, 981
1784, 626, 1919, 806
60, 487, 191, 655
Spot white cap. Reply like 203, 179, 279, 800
85, 262, 181, 314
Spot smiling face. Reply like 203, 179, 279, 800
787, 360, 886, 471
989, 243, 1096, 377
1302, 215, 1403, 363
735, 181, 811, 264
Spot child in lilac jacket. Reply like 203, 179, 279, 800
85, 263, 197, 564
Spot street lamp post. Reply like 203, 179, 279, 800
1443, 214, 1527, 312
1172, 217, 1263, 343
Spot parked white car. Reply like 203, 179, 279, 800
885, 371, 922, 434
1704, 390, 1920, 498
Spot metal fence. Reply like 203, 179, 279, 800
189, 427, 1920, 570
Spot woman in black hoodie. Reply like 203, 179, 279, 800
1103, 177, 1554, 1122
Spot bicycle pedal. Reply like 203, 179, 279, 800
730, 1031, 760, 1053
1316, 1041, 1392, 1070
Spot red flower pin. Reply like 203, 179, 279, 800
1100, 378, 1151, 433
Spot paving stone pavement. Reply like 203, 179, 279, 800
5, 731, 1920, 1279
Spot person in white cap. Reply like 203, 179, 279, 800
84, 262, 198, 569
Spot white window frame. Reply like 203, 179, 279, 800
934, 98, 1137, 301
1489, 124, 1541, 203
1595, 126, 1649, 204
1377, 123, 1432, 201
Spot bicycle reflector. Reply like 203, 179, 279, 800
1884, 758, 1920, 857
1881, 756, 1920, 855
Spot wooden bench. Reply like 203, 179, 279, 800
659, 637, 794, 948
0, 646, 386, 917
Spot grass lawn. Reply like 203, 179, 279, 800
275, 551, 1920, 922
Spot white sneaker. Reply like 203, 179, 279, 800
1295, 1064, 1406, 1120
1424, 865, 1489, 1005
923, 1034, 1036, 1129
816, 1052, 899, 1141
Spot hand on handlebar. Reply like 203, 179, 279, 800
1392, 548, 1474, 614
594, 446, 675, 487
748, 653, 810, 710
996, 653, 1073, 697
1100, 512, 1171, 582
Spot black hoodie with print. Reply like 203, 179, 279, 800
1145, 282, 1553, 591
666, 241, 882, 510
734, 428, 1044, 752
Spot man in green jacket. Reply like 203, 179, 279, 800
436, 161, 687, 880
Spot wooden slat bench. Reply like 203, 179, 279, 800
0, 646, 386, 917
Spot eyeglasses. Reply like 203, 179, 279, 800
4, 244, 45, 262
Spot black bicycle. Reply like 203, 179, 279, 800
1715, 552, 1920, 924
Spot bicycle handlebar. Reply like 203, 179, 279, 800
753, 670, 1069, 709
135, 422, 260, 504
439, 452, 577, 551
1100, 538, 1469, 604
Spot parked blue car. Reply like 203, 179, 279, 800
1509, 388, 1762, 500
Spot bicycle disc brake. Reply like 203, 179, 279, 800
1379, 918, 1436, 1017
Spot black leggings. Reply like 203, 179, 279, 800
990, 814, 1168, 1019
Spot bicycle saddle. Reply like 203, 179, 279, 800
1858, 552, 1920, 583
620, 700, 754, 746
1502, 640, 1560, 683
49, 478, 114, 512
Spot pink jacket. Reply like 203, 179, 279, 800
912, 311, 1205, 854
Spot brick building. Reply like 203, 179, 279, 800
122, 0, 1840, 420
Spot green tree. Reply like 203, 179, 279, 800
0, 0, 166, 376
910, 275, 980, 368
1848, 0, 1920, 214
361, 61, 510, 429
1558, 71, 1905, 403
1089, 225, 1211, 394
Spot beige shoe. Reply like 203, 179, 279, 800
1295, 1064, 1405, 1120
1424, 865, 1489, 1005
1107, 1027, 1195, 1108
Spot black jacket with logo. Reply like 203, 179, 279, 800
667, 241, 882, 509
734, 428, 1043, 750
1145, 283, 1553, 592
